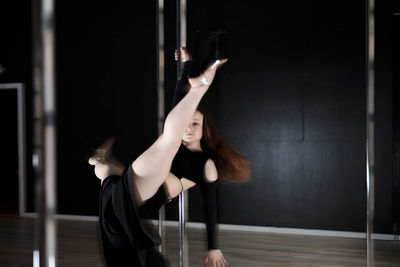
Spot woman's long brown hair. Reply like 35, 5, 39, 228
198, 108, 250, 183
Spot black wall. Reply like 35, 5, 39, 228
168, 0, 394, 234
55, 1, 158, 215
181, 0, 368, 232
0, 0, 396, 234
0, 1, 33, 213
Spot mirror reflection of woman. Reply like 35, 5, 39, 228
88, 44, 249, 267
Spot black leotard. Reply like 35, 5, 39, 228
170, 145, 218, 250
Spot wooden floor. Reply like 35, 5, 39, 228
0, 215, 399, 267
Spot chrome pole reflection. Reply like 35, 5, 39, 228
32, 1, 42, 265
366, 0, 375, 265
177, 0, 188, 266
17, 84, 27, 216
157, 0, 166, 254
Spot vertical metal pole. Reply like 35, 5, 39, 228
366, 0, 375, 266
180, 0, 187, 49
157, 0, 166, 254
17, 84, 26, 216
176, 0, 187, 75
176, 0, 181, 77
393, 10, 400, 244
32, 0, 42, 265
177, 0, 188, 266
42, 0, 57, 265
178, 193, 186, 267
176, 1, 183, 263
33, 0, 57, 266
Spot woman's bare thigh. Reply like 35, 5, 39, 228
129, 134, 181, 205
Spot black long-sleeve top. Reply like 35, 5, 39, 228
170, 145, 218, 250
170, 61, 219, 250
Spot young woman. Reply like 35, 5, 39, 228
165, 47, 250, 266
89, 44, 249, 267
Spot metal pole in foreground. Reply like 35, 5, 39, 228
42, 0, 57, 264
178, 192, 186, 267
33, 0, 57, 266
176, 0, 188, 266
157, 0, 166, 254
366, 0, 375, 266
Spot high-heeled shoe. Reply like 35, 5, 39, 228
187, 29, 229, 78
209, 29, 229, 61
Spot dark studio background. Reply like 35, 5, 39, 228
0, 0, 398, 237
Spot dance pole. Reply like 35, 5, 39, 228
33, 0, 57, 266
176, 0, 188, 266
17, 83, 26, 217
366, 0, 375, 266
157, 0, 166, 253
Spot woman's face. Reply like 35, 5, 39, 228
182, 111, 204, 144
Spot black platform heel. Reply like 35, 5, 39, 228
209, 30, 229, 61
187, 29, 229, 78
186, 30, 202, 78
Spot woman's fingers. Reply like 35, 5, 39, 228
175, 47, 191, 62
180, 46, 187, 55
203, 250, 228, 267
212, 256, 226, 267
180, 47, 191, 62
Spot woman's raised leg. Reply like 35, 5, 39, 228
130, 59, 227, 205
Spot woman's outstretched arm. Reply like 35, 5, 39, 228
202, 159, 228, 267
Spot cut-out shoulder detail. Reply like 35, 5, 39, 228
180, 177, 196, 190
204, 159, 218, 182
163, 173, 196, 200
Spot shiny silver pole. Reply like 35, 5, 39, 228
366, 0, 375, 266
17, 84, 26, 216
32, 0, 42, 265
177, 1, 183, 265
157, 0, 166, 254
177, 0, 188, 266
178, 190, 189, 267
33, 0, 57, 266
176, 0, 181, 76
178, 192, 185, 267
42, 0, 57, 265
